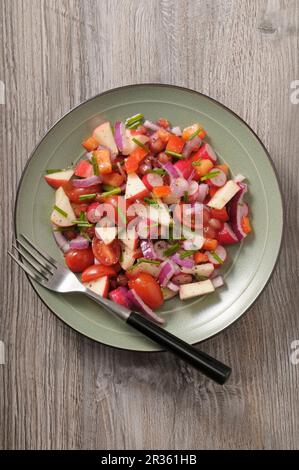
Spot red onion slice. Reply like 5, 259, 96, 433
197, 183, 209, 202
144, 120, 160, 132
182, 136, 202, 158
52, 230, 70, 253
72, 175, 102, 187
158, 260, 177, 287
167, 281, 180, 292
170, 177, 189, 197
114, 121, 125, 152
140, 240, 157, 259
127, 289, 165, 324
211, 275, 224, 288
171, 252, 195, 269
172, 273, 193, 285
70, 235, 89, 250
160, 162, 180, 179
229, 183, 248, 240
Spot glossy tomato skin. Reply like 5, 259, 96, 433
65, 248, 94, 273
63, 181, 101, 204
72, 203, 90, 217
81, 264, 117, 283
92, 238, 120, 266
128, 273, 163, 309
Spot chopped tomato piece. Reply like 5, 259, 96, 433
102, 172, 125, 187
128, 273, 163, 309
209, 186, 218, 199
241, 216, 252, 234
194, 252, 209, 264
156, 118, 169, 128
94, 149, 112, 175
166, 135, 185, 154
203, 238, 218, 251
81, 264, 117, 283
92, 238, 120, 265
157, 129, 171, 143
152, 185, 171, 197
75, 160, 93, 178
82, 136, 99, 151
65, 248, 94, 273
210, 207, 229, 222
125, 147, 148, 174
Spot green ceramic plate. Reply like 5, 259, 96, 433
15, 84, 283, 351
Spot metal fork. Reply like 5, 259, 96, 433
8, 234, 231, 384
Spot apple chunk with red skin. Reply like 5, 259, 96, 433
83, 275, 109, 298
44, 169, 74, 189
125, 172, 149, 202
93, 122, 118, 155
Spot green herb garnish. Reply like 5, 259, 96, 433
144, 198, 159, 206
180, 250, 196, 259
125, 113, 144, 129
54, 205, 68, 218
146, 168, 166, 175
46, 168, 64, 174
132, 137, 149, 151
200, 171, 220, 181
100, 187, 122, 198
91, 152, 99, 176
165, 150, 184, 159
78, 193, 97, 201
188, 127, 200, 140
128, 258, 161, 269
183, 191, 189, 203
210, 251, 223, 264
117, 206, 126, 224
72, 221, 93, 228
192, 160, 202, 167
163, 243, 180, 257
102, 184, 115, 192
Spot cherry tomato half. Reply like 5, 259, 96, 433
128, 273, 163, 309
65, 248, 94, 273
92, 238, 120, 266
81, 264, 117, 283
63, 181, 101, 204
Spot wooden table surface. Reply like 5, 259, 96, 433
1, 0, 299, 450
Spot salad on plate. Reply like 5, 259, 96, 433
45, 114, 252, 324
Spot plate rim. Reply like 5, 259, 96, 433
13, 83, 285, 352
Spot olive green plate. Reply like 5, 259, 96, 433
15, 84, 283, 351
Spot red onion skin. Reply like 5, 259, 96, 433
52, 230, 70, 253
182, 136, 202, 158
158, 260, 176, 287
70, 236, 89, 250
140, 240, 157, 259
72, 175, 102, 187
127, 289, 164, 324
228, 183, 248, 240
114, 121, 124, 151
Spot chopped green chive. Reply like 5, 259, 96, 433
192, 160, 202, 167
132, 137, 149, 151
125, 113, 144, 129
146, 168, 166, 175
200, 171, 220, 181
91, 153, 99, 176
46, 168, 64, 174
78, 193, 97, 201
210, 251, 223, 264
144, 197, 159, 206
165, 150, 184, 159
102, 184, 115, 192
183, 191, 189, 203
188, 127, 201, 140
180, 250, 196, 259
72, 221, 93, 228
129, 258, 161, 269
163, 242, 180, 257
117, 206, 126, 224
100, 187, 121, 198
54, 205, 68, 218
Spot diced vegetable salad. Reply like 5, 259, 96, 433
45, 115, 252, 324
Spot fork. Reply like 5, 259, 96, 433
8, 234, 231, 384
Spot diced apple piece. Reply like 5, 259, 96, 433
83, 275, 109, 298
207, 180, 240, 209
120, 245, 135, 270
125, 172, 149, 201
44, 169, 74, 189
50, 187, 76, 227
179, 279, 215, 300
95, 222, 117, 245
194, 263, 215, 278
120, 228, 138, 250
146, 199, 172, 227
122, 130, 149, 155
127, 261, 161, 278
93, 122, 118, 155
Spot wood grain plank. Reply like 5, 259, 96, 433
0, 0, 299, 450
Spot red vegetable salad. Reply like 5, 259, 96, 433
45, 114, 252, 324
